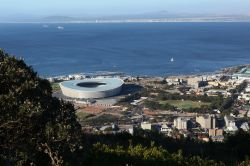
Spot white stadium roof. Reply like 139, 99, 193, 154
59, 78, 124, 99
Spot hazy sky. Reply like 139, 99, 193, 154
0, 0, 250, 20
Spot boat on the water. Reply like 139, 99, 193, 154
170, 57, 174, 62
57, 26, 64, 30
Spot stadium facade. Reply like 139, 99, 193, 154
59, 78, 124, 99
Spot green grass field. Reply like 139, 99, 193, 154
160, 100, 210, 109
51, 83, 60, 92
76, 111, 94, 120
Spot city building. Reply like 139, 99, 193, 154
206, 89, 231, 97
174, 117, 190, 130
209, 128, 223, 137
240, 122, 249, 131
224, 115, 238, 132
187, 77, 208, 89
211, 135, 224, 142
160, 123, 172, 133
119, 125, 134, 135
238, 83, 250, 102
196, 114, 216, 129
165, 77, 184, 85
141, 122, 152, 130
224, 115, 235, 127
208, 80, 220, 87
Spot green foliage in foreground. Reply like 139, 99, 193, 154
0, 50, 82, 165
89, 142, 224, 166
1, 49, 250, 166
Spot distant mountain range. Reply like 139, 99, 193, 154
3, 11, 250, 23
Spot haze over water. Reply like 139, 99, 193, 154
1, 22, 250, 77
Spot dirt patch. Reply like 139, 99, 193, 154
83, 106, 104, 114
143, 109, 156, 116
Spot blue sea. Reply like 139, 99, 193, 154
1, 22, 250, 77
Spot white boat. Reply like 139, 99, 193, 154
170, 57, 174, 62
42, 24, 49, 28
57, 26, 64, 30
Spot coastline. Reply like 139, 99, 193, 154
45, 63, 250, 80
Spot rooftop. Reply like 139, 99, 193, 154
60, 78, 124, 92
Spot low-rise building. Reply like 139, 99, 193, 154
206, 89, 231, 97
224, 115, 238, 132
196, 114, 216, 129
209, 128, 223, 137
160, 124, 172, 136
240, 122, 249, 131
187, 77, 208, 89
224, 115, 235, 127
119, 125, 134, 135
160, 124, 172, 133
166, 78, 184, 85
141, 122, 152, 130
208, 81, 220, 87
211, 135, 224, 142
238, 83, 250, 102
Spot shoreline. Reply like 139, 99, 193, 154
45, 63, 250, 81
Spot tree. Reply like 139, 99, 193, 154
0, 50, 82, 165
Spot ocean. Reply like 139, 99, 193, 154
0, 22, 250, 77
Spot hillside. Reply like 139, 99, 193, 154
1, 49, 250, 166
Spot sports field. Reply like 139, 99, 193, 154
160, 100, 210, 109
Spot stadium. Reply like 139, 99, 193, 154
59, 78, 124, 99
